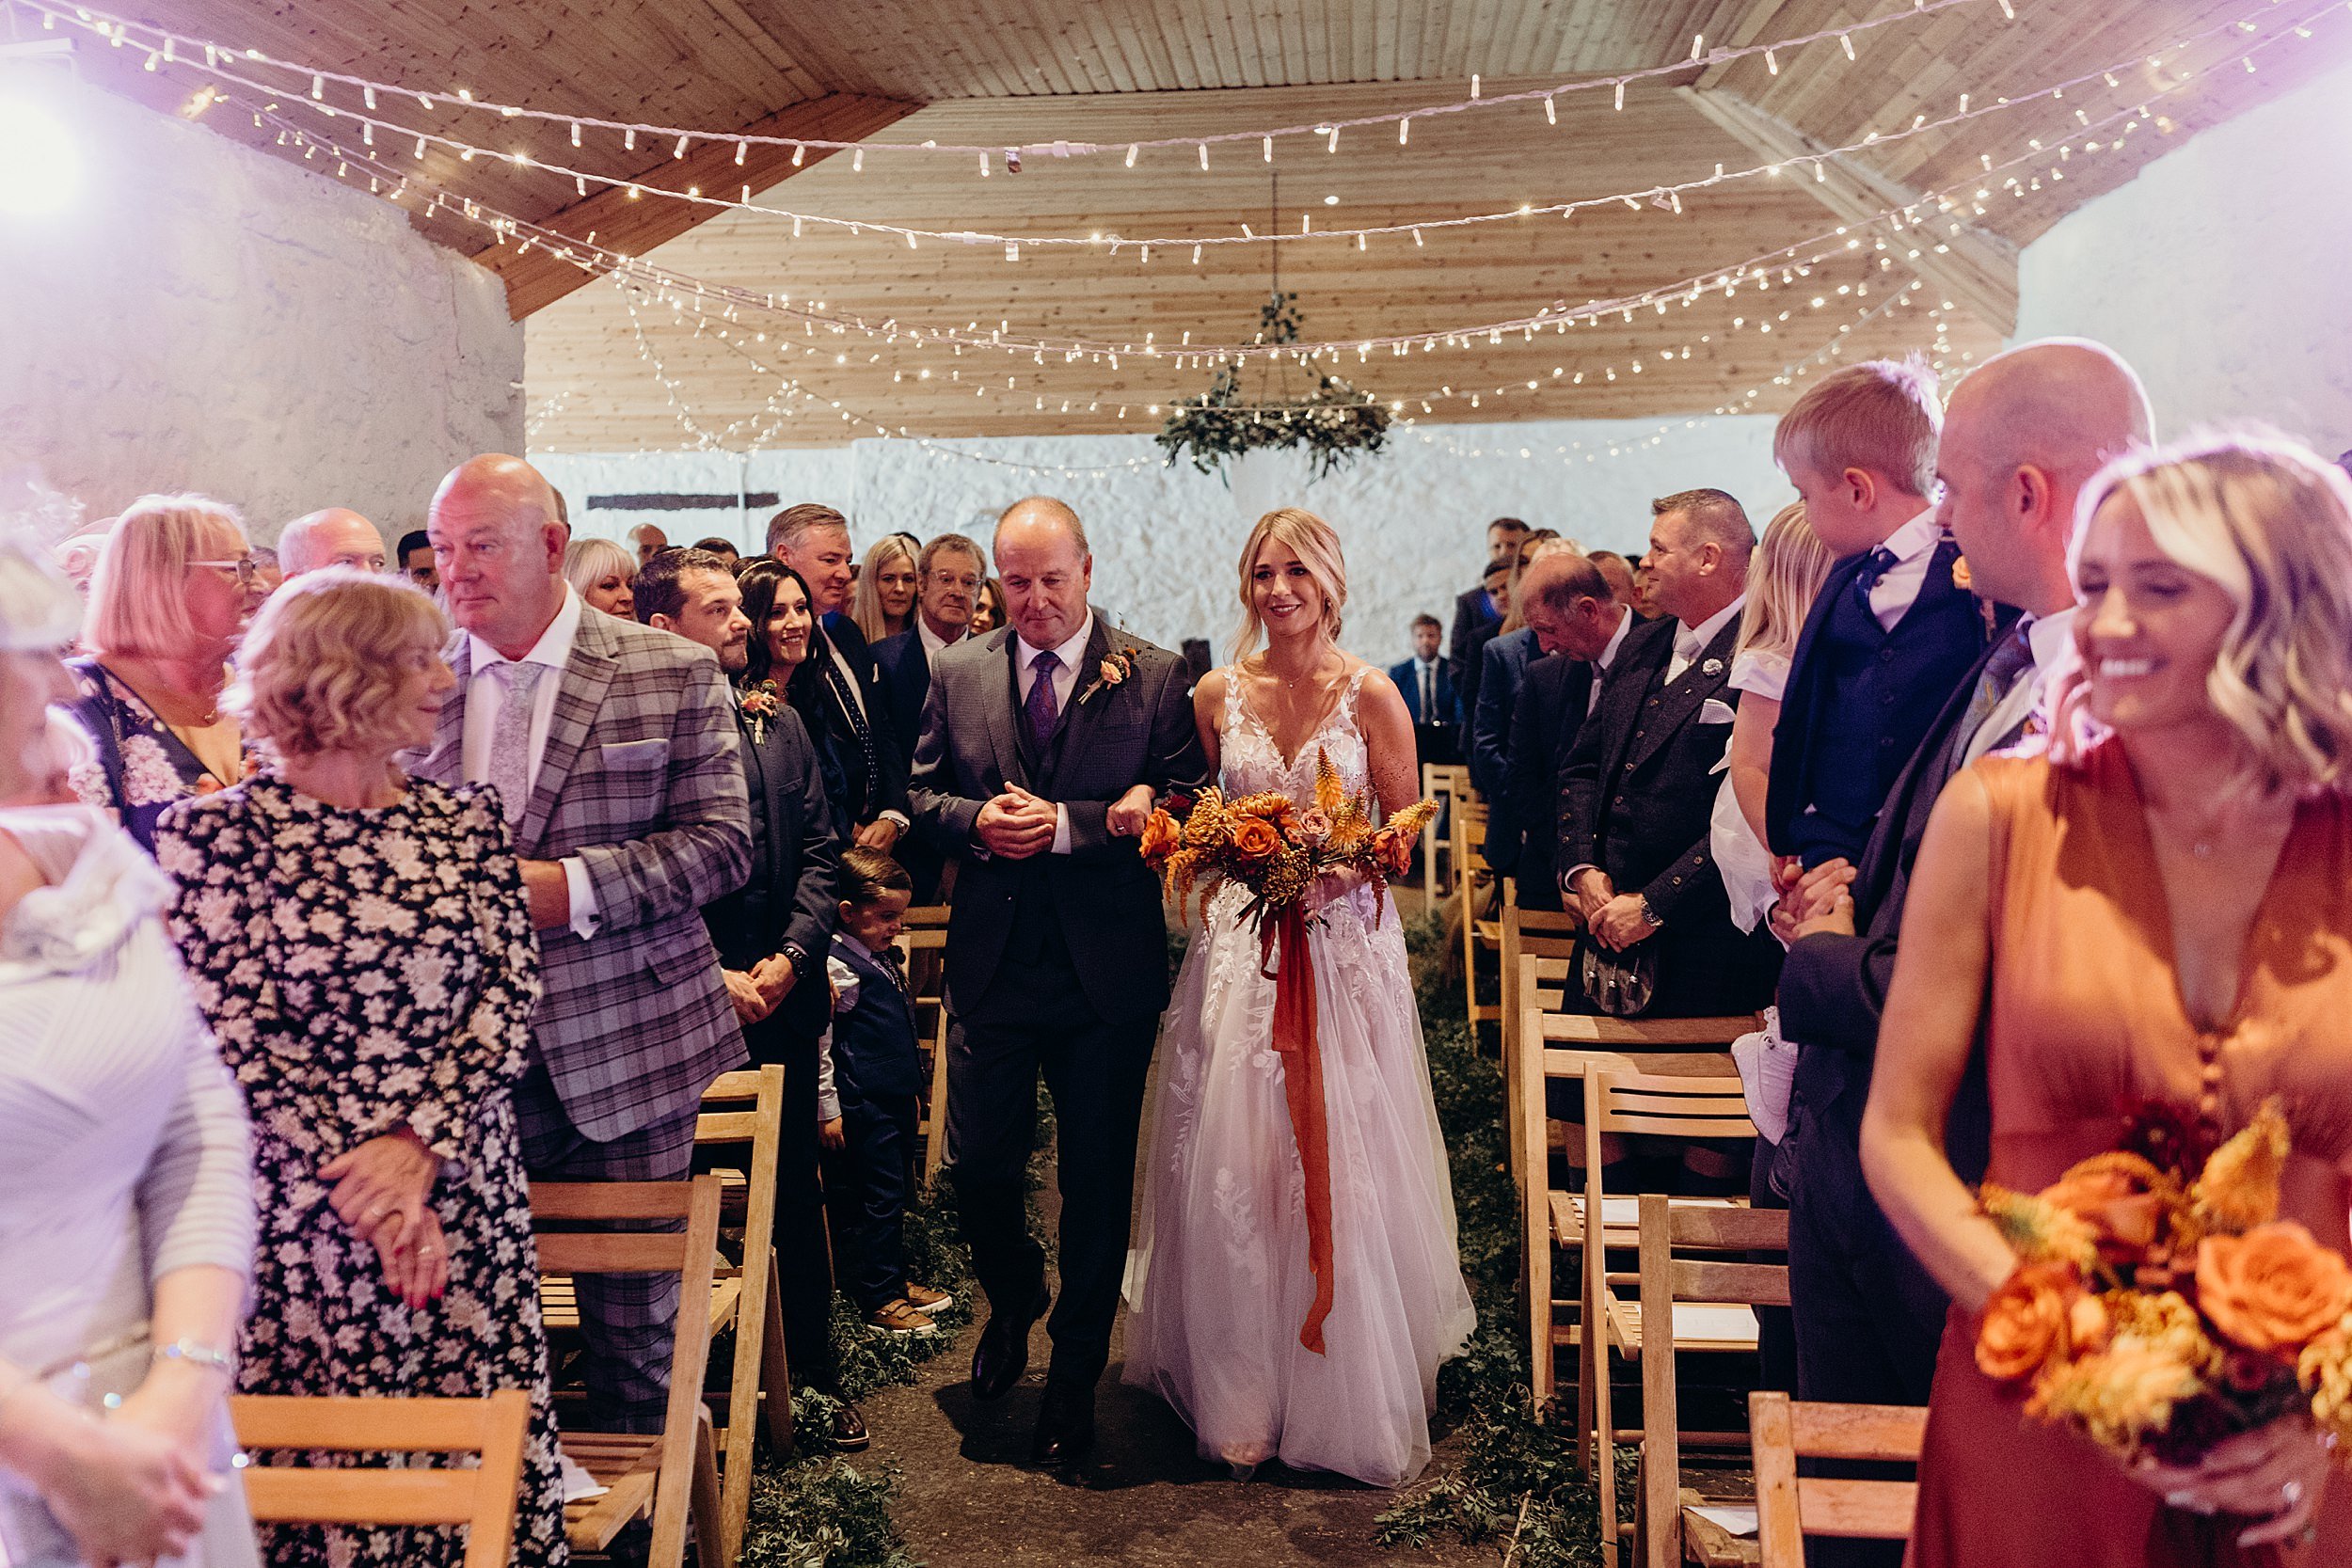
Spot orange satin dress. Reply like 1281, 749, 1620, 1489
1908, 743, 2352, 1568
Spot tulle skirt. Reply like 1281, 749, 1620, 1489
1122, 884, 1476, 1487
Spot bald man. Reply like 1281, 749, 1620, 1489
628, 522, 668, 568
1772, 341, 2153, 1497
278, 508, 387, 577
410, 453, 752, 1435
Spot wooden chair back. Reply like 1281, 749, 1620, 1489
232, 1390, 532, 1568
1420, 762, 1471, 908
1749, 1392, 1926, 1567
1506, 951, 1576, 1201
532, 1178, 724, 1568
692, 1067, 788, 1560
895, 924, 956, 1181
1454, 803, 1497, 1036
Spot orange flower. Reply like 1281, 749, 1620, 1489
2042, 1156, 2174, 1256
1371, 824, 1414, 878
2197, 1221, 2352, 1354
1977, 1262, 2082, 1382
1138, 808, 1183, 863
1229, 816, 1282, 869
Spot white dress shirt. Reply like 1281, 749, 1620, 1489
1408, 657, 1443, 721
460, 586, 599, 937
916, 614, 962, 671
1013, 612, 1095, 855
1667, 594, 1746, 685
1963, 606, 2079, 767
1861, 505, 1947, 631
1587, 607, 1634, 715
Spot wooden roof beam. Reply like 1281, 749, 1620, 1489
1674, 86, 2017, 335
474, 92, 921, 320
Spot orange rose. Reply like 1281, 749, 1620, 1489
1977, 1262, 2081, 1382
2197, 1221, 2352, 1354
1229, 816, 1282, 869
1138, 808, 1182, 863
2042, 1162, 2169, 1256
1373, 825, 1414, 878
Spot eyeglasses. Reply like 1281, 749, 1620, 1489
188, 557, 260, 585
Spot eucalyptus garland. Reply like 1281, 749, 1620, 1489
1157, 292, 1391, 480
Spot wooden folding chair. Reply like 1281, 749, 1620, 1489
1501, 911, 1581, 1178
1454, 803, 1499, 1037
1750, 1392, 1925, 1567
532, 1178, 725, 1568
231, 1389, 532, 1568
897, 914, 955, 1182
1420, 761, 1471, 910
693, 1067, 789, 1561
1636, 1194, 1790, 1568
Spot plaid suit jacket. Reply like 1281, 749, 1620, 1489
411, 605, 753, 1141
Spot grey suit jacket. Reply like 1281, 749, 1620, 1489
907, 614, 1210, 1023
412, 606, 754, 1141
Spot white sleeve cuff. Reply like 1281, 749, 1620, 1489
561, 856, 600, 940
880, 809, 911, 831
1050, 802, 1072, 855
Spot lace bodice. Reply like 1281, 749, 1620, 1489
1216, 663, 1375, 802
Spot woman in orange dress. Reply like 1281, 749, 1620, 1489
1861, 436, 2352, 1566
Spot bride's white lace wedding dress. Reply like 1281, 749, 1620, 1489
1122, 666, 1475, 1487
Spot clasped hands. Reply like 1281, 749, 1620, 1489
724, 953, 800, 1025
1766, 854, 1860, 945
976, 783, 1157, 859
320, 1128, 446, 1308
1566, 869, 1660, 950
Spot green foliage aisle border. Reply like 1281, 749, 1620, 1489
1373, 915, 1631, 1568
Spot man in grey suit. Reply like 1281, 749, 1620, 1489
416, 455, 753, 1433
908, 496, 1210, 1467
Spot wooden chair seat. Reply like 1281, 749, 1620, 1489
1677, 1488, 1762, 1568
1749, 1393, 1927, 1564
560, 1431, 662, 1552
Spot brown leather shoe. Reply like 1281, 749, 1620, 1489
831, 1400, 869, 1452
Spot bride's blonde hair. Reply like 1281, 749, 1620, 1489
1232, 507, 1346, 659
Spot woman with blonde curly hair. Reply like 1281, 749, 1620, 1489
1864, 436, 2352, 1564
152, 569, 567, 1567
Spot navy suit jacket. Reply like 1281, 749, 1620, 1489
1388, 657, 1462, 727
1448, 584, 1501, 699
1469, 627, 1537, 804
871, 626, 933, 766
1493, 652, 1592, 894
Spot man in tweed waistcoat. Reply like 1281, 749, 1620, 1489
415, 454, 752, 1433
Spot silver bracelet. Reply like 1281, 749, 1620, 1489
151, 1338, 236, 1377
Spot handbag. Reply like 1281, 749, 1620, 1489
1577, 934, 1658, 1017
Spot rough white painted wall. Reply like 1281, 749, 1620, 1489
2012, 58, 2352, 452
0, 76, 522, 545
535, 415, 1791, 663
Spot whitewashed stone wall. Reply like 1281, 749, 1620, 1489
2012, 59, 2352, 452
0, 75, 522, 546
535, 415, 1791, 664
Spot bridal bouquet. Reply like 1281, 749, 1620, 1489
1974, 1099, 2352, 1470
1137, 747, 1437, 933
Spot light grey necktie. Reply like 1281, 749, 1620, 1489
488, 660, 545, 824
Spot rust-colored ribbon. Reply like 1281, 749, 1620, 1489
1261, 902, 1334, 1355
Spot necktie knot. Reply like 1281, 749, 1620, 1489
1031, 649, 1060, 676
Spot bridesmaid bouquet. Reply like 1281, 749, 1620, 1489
1974, 1099, 2352, 1469
1138, 747, 1436, 933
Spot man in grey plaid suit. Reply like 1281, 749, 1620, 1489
415, 455, 753, 1433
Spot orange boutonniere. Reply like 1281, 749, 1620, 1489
738, 679, 783, 745
1077, 646, 1136, 706
1952, 555, 1973, 592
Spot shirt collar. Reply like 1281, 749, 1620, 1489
1676, 594, 1745, 657
917, 615, 961, 662
1595, 606, 1632, 672
469, 584, 584, 675
2021, 604, 2076, 673
1016, 611, 1094, 673
1879, 504, 1944, 565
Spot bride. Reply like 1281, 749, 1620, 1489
1123, 507, 1475, 1486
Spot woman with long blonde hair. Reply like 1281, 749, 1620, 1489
1124, 507, 1474, 1490
849, 534, 918, 646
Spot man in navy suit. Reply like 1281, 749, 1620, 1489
1449, 517, 1526, 712
872, 534, 985, 901
1390, 613, 1460, 726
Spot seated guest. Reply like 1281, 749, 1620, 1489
1766, 357, 1988, 876
818, 848, 954, 1337
156, 568, 564, 1566
627, 521, 668, 567
276, 509, 386, 577
0, 531, 258, 1568
851, 534, 919, 647
1560, 490, 1779, 1017
67, 495, 266, 851
397, 528, 438, 592
1469, 530, 1565, 826
691, 537, 740, 569
769, 504, 911, 854
1504, 551, 1633, 910
970, 576, 1004, 635
563, 535, 637, 620
1448, 515, 1527, 707
872, 531, 984, 764
1586, 548, 1638, 610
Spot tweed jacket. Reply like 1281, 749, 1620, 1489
907, 613, 1211, 1023
411, 605, 753, 1141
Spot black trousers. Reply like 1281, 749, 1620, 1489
949, 944, 1157, 1391
827, 1088, 919, 1311
735, 1000, 841, 1396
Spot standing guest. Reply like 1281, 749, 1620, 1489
769, 504, 910, 853
414, 454, 752, 1435
1766, 357, 1986, 876
67, 495, 266, 852
0, 532, 260, 1568
691, 538, 740, 570
1587, 549, 1639, 610
1504, 552, 1631, 911
1448, 516, 1527, 705
1774, 343, 2153, 1516
1391, 612, 1460, 727
970, 577, 1005, 636
1864, 436, 2352, 1563
817, 848, 954, 1336
872, 532, 984, 764
627, 522, 669, 568
641, 551, 863, 1444
1559, 490, 1778, 1017
1454, 556, 1515, 729
1470, 531, 1567, 837
562, 537, 637, 620
156, 570, 565, 1567
851, 535, 920, 648
276, 509, 387, 578
398, 529, 438, 593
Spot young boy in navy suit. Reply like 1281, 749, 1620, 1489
819, 848, 955, 1337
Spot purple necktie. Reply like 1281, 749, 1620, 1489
1025, 649, 1061, 744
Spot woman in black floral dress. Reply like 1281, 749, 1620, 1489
155, 569, 566, 1567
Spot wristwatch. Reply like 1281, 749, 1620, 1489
779, 942, 812, 980
1639, 895, 1664, 930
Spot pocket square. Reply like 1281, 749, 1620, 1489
599, 738, 670, 768
1698, 698, 1737, 726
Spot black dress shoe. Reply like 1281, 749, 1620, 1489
1029, 1379, 1095, 1467
970, 1281, 1051, 1402
830, 1400, 869, 1452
